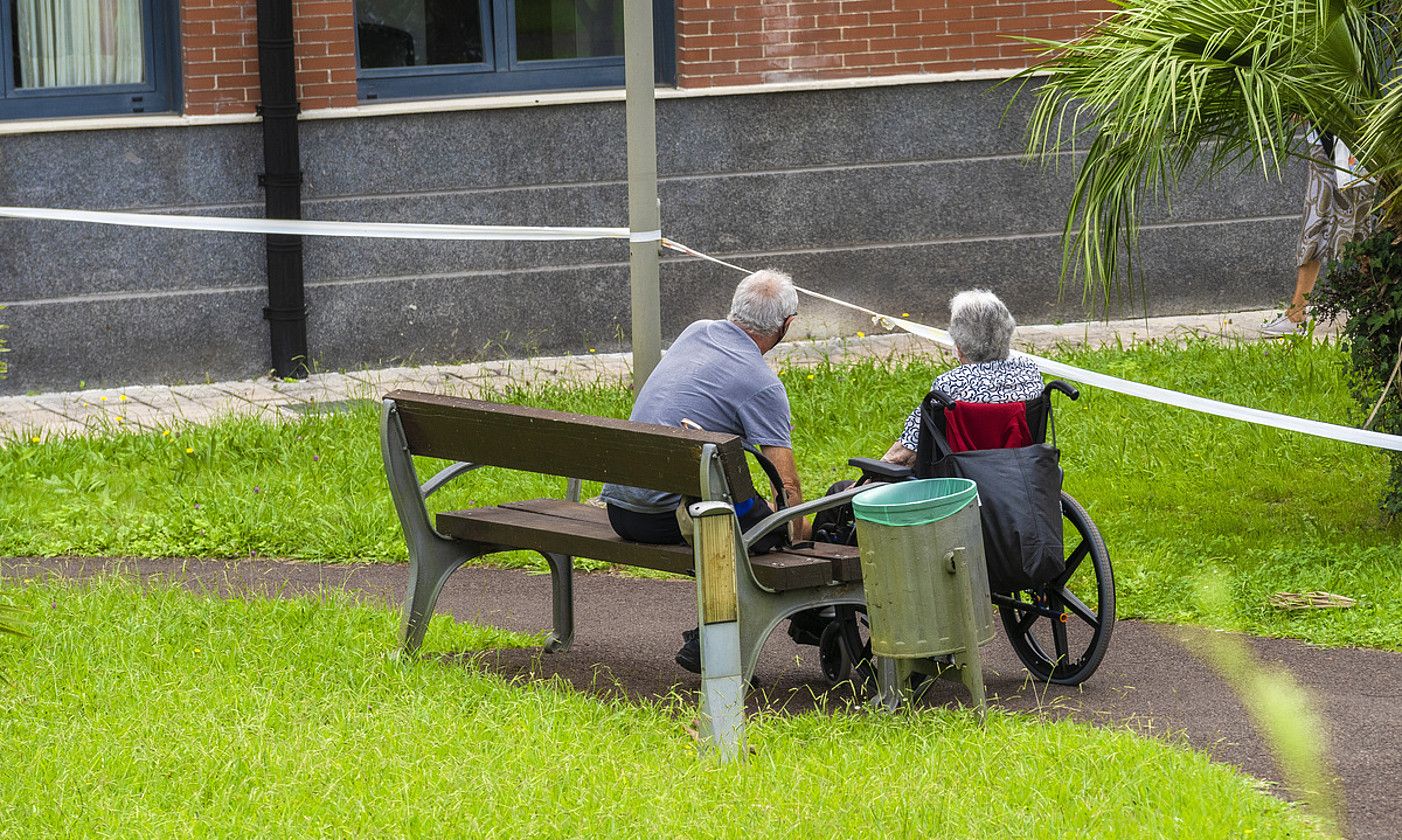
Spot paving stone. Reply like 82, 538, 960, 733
0, 405, 72, 434
0, 308, 1334, 440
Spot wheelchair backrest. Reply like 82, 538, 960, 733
922, 391, 1051, 442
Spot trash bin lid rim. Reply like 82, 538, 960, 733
851, 478, 979, 525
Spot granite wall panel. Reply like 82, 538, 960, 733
0, 79, 1304, 393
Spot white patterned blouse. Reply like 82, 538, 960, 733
896, 357, 1044, 451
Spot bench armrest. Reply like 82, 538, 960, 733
741, 483, 875, 550
420, 461, 484, 498
847, 457, 914, 482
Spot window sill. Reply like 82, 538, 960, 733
303, 67, 1032, 122
0, 66, 1040, 135
0, 111, 258, 137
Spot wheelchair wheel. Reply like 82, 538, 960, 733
817, 621, 850, 684
821, 606, 876, 690
996, 491, 1114, 686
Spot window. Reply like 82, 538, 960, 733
355, 0, 674, 101
0, 0, 178, 119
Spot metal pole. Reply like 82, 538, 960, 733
624, 0, 662, 390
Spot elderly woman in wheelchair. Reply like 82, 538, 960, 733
808, 289, 1115, 688
881, 289, 1044, 467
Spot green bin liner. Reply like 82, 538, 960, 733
851, 478, 979, 527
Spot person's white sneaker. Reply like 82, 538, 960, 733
1261, 314, 1306, 337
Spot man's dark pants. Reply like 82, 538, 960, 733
606, 499, 786, 553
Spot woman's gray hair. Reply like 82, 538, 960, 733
948, 289, 1016, 362
729, 269, 799, 336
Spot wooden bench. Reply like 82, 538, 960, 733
379, 390, 868, 698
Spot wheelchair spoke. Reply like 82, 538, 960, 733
1051, 605, 1071, 665
1059, 587, 1099, 629
1054, 540, 1090, 587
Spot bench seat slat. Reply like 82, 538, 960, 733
502, 498, 864, 582
439, 505, 694, 575
436, 501, 853, 591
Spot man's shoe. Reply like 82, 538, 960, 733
1261, 314, 1306, 338
675, 627, 702, 674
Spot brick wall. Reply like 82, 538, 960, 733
181, 0, 358, 115
675, 0, 1108, 87
176, 0, 1105, 114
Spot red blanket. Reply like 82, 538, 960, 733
944, 401, 1032, 452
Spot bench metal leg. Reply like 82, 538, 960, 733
736, 584, 865, 688
691, 503, 747, 762
540, 552, 575, 653
400, 536, 477, 656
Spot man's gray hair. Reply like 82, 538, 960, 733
948, 289, 1016, 363
729, 269, 799, 336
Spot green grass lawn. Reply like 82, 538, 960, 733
0, 578, 1326, 838
2, 337, 1399, 650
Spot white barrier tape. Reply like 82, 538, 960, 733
663, 238, 1402, 453
3, 206, 1397, 452
0, 206, 630, 242
662, 238, 748, 272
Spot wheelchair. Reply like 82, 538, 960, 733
798, 379, 1115, 689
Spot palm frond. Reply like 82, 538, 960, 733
1360, 73, 1402, 230
1014, 0, 1396, 307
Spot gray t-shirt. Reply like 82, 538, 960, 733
600, 319, 792, 514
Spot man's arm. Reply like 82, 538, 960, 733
760, 445, 810, 541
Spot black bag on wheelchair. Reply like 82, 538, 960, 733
812, 479, 859, 545
914, 391, 1064, 593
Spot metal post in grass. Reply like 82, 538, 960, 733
688, 500, 746, 762
623, 0, 662, 391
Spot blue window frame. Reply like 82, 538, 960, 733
356, 0, 674, 102
0, 0, 179, 120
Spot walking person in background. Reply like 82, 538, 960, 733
1263, 128, 1377, 336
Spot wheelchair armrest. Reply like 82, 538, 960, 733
847, 457, 915, 482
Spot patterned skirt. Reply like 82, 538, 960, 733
1296, 154, 1377, 266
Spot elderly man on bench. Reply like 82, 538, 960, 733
601, 268, 814, 673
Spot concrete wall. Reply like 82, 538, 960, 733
0, 78, 1303, 394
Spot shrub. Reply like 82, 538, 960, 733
1311, 230, 1402, 512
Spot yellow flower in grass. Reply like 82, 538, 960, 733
162, 429, 171, 437
901, 312, 910, 318
119, 395, 128, 402
115, 416, 124, 424
30, 436, 40, 444
99, 396, 107, 402
185, 447, 194, 454
856, 331, 866, 338
806, 374, 815, 380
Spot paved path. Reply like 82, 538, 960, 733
1, 308, 1302, 438
5, 556, 1395, 839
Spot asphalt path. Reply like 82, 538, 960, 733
4, 557, 1398, 839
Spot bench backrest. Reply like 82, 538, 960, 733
385, 390, 758, 501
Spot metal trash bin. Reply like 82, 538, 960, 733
852, 478, 993, 713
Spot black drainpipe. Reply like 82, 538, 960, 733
256, 0, 308, 378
